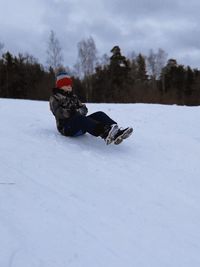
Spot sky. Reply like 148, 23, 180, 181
0, 0, 200, 69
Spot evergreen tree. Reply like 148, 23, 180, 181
136, 53, 148, 81
185, 66, 194, 95
108, 46, 131, 101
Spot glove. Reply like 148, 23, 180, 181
77, 105, 88, 116
61, 103, 76, 117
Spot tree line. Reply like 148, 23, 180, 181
0, 33, 200, 105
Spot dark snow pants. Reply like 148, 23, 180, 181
62, 111, 117, 137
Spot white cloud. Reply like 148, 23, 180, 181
0, 0, 200, 68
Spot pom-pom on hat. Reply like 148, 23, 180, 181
56, 72, 73, 88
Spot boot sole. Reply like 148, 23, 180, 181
105, 124, 119, 145
114, 127, 133, 145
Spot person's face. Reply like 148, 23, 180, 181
61, 85, 72, 92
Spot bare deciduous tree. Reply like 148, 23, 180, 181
156, 48, 168, 78
46, 30, 63, 72
99, 53, 110, 67
147, 48, 168, 79
0, 42, 4, 57
147, 49, 157, 79
73, 62, 81, 78
77, 36, 97, 78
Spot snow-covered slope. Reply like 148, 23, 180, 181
1, 99, 200, 267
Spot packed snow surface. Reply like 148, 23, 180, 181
0, 99, 200, 267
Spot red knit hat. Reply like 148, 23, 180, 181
56, 72, 73, 88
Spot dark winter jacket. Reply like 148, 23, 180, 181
49, 88, 88, 133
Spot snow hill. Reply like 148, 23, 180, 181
0, 98, 200, 267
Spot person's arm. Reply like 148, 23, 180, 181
50, 95, 72, 119
76, 99, 88, 116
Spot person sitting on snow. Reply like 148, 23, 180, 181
49, 71, 133, 145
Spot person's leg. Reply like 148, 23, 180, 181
87, 111, 119, 144
87, 111, 117, 126
63, 113, 105, 137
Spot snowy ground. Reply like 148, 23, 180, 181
0, 98, 200, 267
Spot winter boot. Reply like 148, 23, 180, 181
102, 124, 119, 145
113, 127, 133, 145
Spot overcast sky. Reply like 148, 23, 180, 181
0, 0, 200, 69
